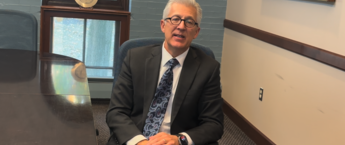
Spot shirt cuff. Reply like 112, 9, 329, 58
126, 135, 147, 145
180, 132, 194, 145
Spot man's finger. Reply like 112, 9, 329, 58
166, 139, 178, 145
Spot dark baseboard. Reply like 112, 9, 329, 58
91, 98, 110, 104
223, 101, 276, 145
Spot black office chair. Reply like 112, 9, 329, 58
112, 37, 215, 85
0, 9, 38, 51
106, 37, 215, 143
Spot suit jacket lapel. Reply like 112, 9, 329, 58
171, 48, 200, 124
141, 45, 162, 129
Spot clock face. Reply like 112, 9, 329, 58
75, 0, 98, 8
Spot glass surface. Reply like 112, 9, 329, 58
51, 17, 117, 78
86, 68, 113, 78
65, 95, 88, 105
51, 63, 90, 95
52, 17, 84, 61
85, 19, 115, 68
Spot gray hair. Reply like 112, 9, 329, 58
162, 0, 202, 27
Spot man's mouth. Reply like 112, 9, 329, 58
173, 34, 185, 38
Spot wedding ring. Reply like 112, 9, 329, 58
163, 139, 167, 143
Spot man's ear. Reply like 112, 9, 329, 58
193, 27, 200, 39
160, 19, 165, 33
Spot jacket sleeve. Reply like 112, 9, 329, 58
106, 49, 142, 145
185, 63, 224, 145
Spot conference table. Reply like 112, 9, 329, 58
0, 49, 98, 145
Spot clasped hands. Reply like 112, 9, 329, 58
138, 132, 179, 145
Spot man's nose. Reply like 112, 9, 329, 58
177, 20, 186, 29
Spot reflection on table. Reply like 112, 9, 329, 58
0, 49, 97, 145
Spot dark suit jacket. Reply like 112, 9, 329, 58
106, 44, 224, 145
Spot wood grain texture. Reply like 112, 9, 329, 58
223, 19, 345, 71
42, 0, 129, 11
40, 5, 130, 53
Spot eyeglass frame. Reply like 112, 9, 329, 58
164, 16, 199, 28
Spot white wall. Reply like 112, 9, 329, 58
221, 0, 345, 144
89, 82, 113, 98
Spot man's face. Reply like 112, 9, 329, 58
161, 3, 200, 56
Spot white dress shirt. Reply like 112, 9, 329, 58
127, 44, 194, 145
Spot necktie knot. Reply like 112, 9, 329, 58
166, 58, 179, 69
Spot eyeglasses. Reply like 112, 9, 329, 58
165, 16, 198, 28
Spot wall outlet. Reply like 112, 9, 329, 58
259, 88, 264, 101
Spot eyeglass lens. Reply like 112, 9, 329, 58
170, 16, 196, 27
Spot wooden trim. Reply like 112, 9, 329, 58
42, 0, 129, 11
223, 19, 345, 71
40, 5, 130, 53
88, 78, 114, 82
317, 0, 336, 2
41, 6, 131, 15
222, 101, 276, 145
91, 98, 110, 104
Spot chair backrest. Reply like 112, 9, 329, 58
0, 9, 38, 51
113, 37, 215, 84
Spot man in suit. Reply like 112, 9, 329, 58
106, 0, 224, 145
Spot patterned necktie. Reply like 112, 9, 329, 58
143, 58, 179, 138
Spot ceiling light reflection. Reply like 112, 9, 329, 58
66, 95, 88, 105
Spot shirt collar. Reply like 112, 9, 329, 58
161, 42, 189, 67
